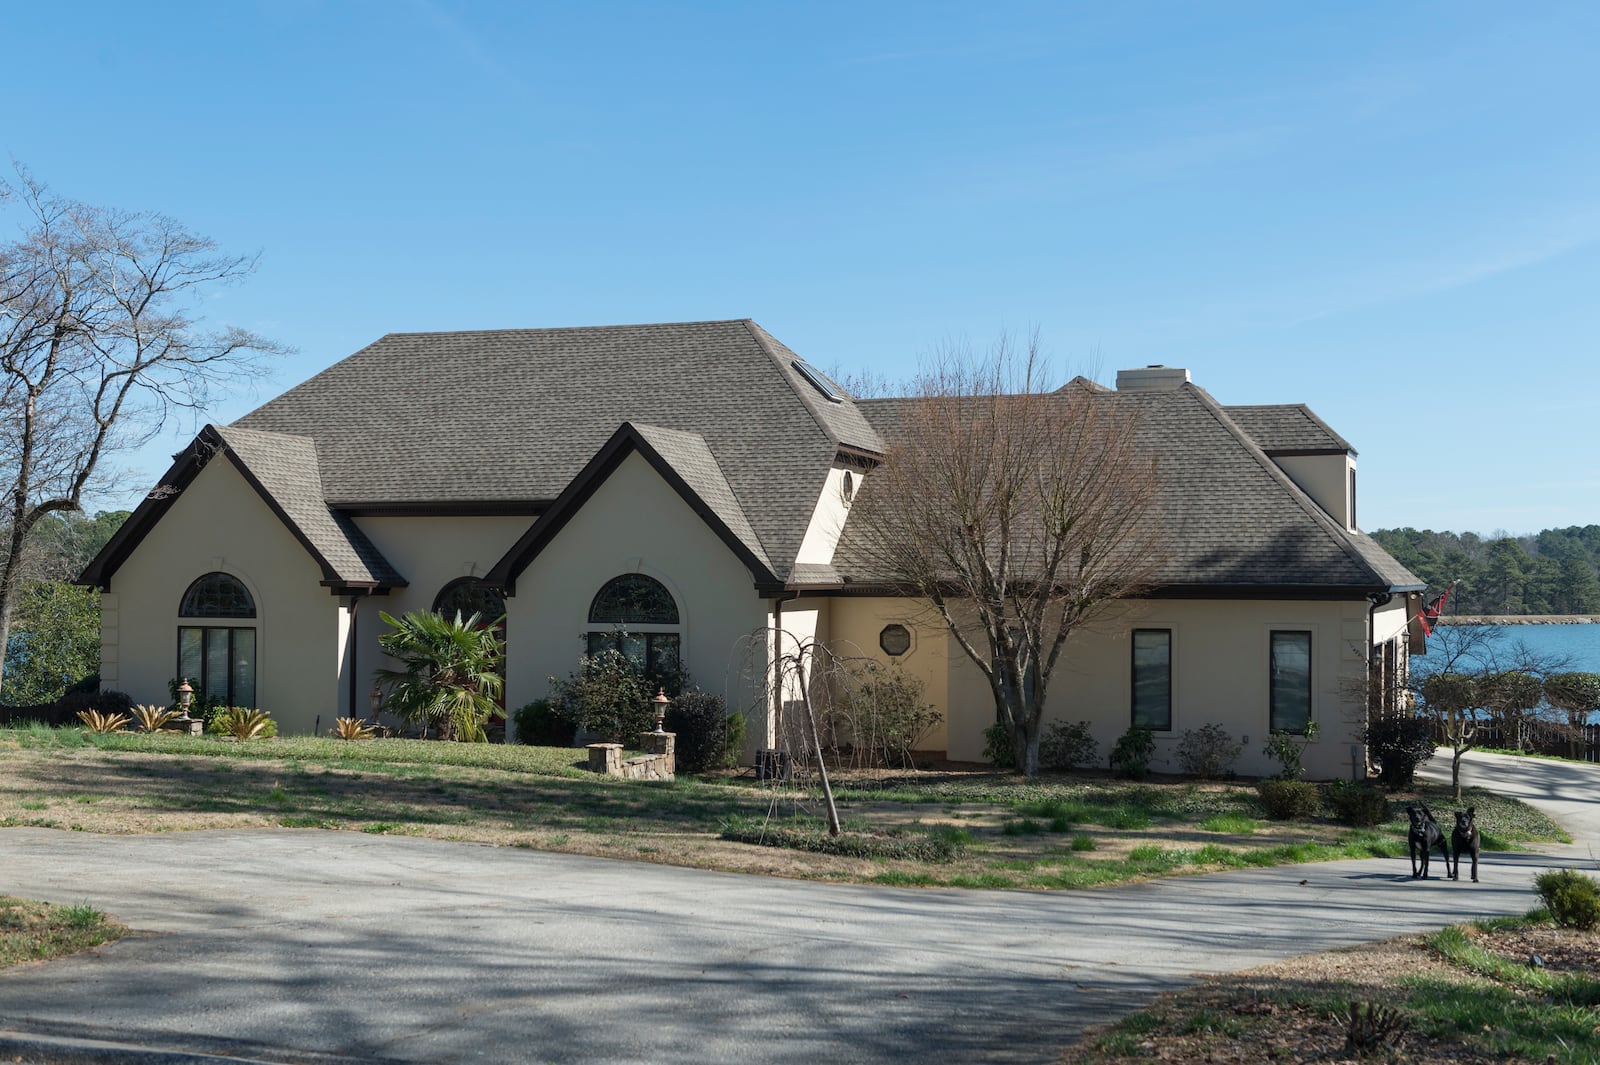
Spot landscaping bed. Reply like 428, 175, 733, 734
0, 896, 124, 968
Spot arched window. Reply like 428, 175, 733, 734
586, 574, 681, 691
588, 574, 679, 625
433, 578, 506, 624
180, 572, 256, 618
177, 573, 256, 708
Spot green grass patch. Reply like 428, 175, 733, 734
721, 817, 966, 861
1198, 813, 1258, 834
0, 896, 124, 967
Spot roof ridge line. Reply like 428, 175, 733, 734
740, 319, 843, 449
377, 318, 755, 341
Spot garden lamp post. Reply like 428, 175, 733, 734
176, 679, 194, 717
369, 684, 383, 722
652, 688, 670, 734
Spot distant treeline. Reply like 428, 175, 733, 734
1370, 525, 1600, 616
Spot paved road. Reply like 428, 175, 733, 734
2, 752, 1595, 1065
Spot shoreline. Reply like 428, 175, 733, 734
1439, 615, 1600, 626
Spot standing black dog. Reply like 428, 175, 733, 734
1450, 807, 1481, 882
1407, 805, 1450, 879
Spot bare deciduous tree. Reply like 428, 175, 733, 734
0, 167, 286, 694
850, 334, 1162, 775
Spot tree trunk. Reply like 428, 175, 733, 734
798, 656, 841, 837
1451, 747, 1464, 802
0, 512, 30, 699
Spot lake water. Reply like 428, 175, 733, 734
1439, 623, 1600, 674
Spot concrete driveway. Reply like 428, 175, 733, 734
2, 751, 1595, 1065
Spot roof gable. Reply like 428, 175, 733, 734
79, 425, 405, 592
486, 422, 779, 592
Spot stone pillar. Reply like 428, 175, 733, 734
640, 731, 675, 776
587, 742, 623, 775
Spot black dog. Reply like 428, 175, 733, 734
1407, 805, 1449, 879
1450, 807, 1481, 883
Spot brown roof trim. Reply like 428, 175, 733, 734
486, 423, 779, 594
77, 426, 408, 594
1146, 582, 1425, 600
1262, 448, 1352, 458
335, 500, 551, 517
77, 439, 213, 590
834, 445, 883, 466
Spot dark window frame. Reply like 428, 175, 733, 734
178, 624, 256, 708
1269, 630, 1314, 734
1130, 628, 1172, 731
878, 623, 911, 657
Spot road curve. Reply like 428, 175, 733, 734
2, 753, 1595, 1064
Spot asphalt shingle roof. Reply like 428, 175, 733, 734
233, 319, 882, 579
212, 425, 404, 586
834, 385, 1421, 591
1223, 404, 1354, 454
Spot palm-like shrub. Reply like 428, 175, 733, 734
75, 708, 131, 733
130, 705, 182, 733
328, 717, 376, 740
375, 610, 504, 742
210, 706, 276, 741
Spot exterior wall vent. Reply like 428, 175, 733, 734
1115, 365, 1191, 392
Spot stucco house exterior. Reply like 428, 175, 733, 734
79, 319, 1424, 778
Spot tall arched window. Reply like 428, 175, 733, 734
586, 574, 681, 691
178, 572, 256, 708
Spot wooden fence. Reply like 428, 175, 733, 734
1427, 720, 1600, 763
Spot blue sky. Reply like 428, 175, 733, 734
6, 1, 1597, 534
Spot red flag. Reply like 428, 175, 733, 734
1417, 582, 1454, 636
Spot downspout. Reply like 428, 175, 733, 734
771, 591, 800, 749
1362, 591, 1394, 780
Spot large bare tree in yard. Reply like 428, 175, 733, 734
0, 167, 285, 694
852, 335, 1162, 776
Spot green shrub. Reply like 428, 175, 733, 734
1039, 720, 1099, 770
1262, 720, 1318, 779
514, 699, 576, 747
1175, 723, 1241, 779
1256, 779, 1321, 820
1362, 714, 1435, 789
1326, 780, 1388, 826
1110, 726, 1155, 779
983, 723, 1015, 769
547, 648, 652, 744
1534, 868, 1600, 930
835, 665, 941, 767
666, 691, 745, 774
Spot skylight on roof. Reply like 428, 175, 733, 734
792, 359, 844, 403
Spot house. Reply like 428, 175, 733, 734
79, 320, 1424, 778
